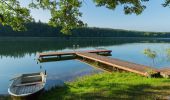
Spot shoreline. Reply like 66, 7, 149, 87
1, 37, 170, 39
0, 37, 170, 41
38, 72, 170, 100
0, 94, 10, 100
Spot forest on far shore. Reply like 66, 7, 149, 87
0, 22, 170, 37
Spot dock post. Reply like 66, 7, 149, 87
58, 55, 61, 59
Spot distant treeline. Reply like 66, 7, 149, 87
0, 22, 170, 37
0, 37, 169, 58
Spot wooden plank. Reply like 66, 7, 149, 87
38, 50, 162, 77
158, 68, 170, 77
39, 52, 75, 57
85, 50, 112, 53
76, 59, 112, 73
76, 52, 158, 76
23, 75, 42, 78
38, 50, 112, 58
15, 82, 42, 87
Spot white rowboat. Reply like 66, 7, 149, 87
8, 72, 46, 98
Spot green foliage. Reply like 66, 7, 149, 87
0, 0, 33, 31
145, 68, 156, 76
0, 95, 10, 100
0, 0, 170, 34
143, 48, 157, 59
144, 32, 150, 36
163, 0, 170, 7
143, 48, 170, 66
1, 22, 170, 37
166, 48, 170, 61
143, 48, 157, 66
0, 14, 4, 23
46, 0, 84, 35
38, 72, 170, 100
0, 0, 85, 34
93, 0, 147, 15
0, 21, 170, 38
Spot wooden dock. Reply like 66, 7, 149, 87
38, 50, 112, 58
159, 68, 170, 78
38, 50, 170, 77
39, 51, 75, 58
76, 52, 158, 77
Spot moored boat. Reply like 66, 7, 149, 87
8, 71, 47, 99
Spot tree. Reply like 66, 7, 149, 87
143, 48, 157, 66
0, 0, 33, 31
166, 48, 170, 61
0, 0, 170, 34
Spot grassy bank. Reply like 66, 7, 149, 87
38, 72, 170, 100
0, 95, 10, 100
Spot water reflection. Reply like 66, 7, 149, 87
0, 37, 170, 58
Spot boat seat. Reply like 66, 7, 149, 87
15, 81, 42, 87
21, 76, 42, 84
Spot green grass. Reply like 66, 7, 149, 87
38, 72, 170, 100
0, 95, 10, 100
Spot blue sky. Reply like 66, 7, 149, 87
21, 0, 170, 32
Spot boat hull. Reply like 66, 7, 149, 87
10, 88, 44, 100
8, 72, 46, 100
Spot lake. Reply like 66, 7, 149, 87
1, 37, 170, 95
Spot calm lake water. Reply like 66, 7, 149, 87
1, 37, 170, 94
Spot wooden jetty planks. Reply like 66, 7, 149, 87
86, 50, 112, 53
39, 50, 170, 77
158, 68, 170, 78
38, 50, 112, 58
76, 52, 158, 76
39, 51, 75, 58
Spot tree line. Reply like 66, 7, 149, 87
0, 22, 170, 37
0, 37, 169, 58
1, 0, 170, 34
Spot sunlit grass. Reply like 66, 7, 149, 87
38, 72, 170, 100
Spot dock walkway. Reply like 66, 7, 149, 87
76, 52, 158, 76
38, 50, 170, 77
38, 50, 112, 58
